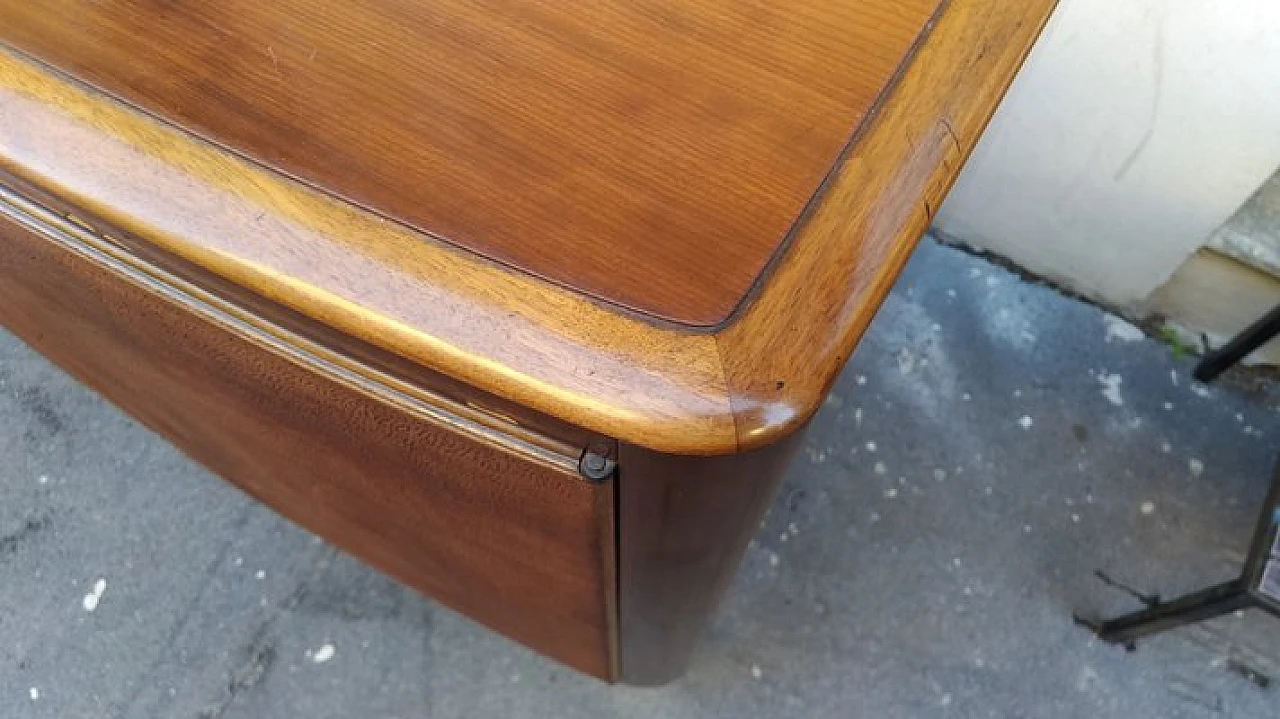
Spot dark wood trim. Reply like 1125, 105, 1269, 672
616, 431, 805, 685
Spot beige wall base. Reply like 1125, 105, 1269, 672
937, 0, 1280, 312
1145, 250, 1280, 366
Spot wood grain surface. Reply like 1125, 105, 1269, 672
0, 190, 618, 679
717, 0, 1060, 449
616, 436, 803, 685
0, 0, 942, 326
0, 0, 1058, 455
0, 49, 741, 456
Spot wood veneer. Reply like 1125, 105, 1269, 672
0, 0, 944, 326
0, 190, 616, 678
0, 0, 1059, 684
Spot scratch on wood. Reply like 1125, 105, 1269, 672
939, 117, 962, 155
265, 45, 282, 79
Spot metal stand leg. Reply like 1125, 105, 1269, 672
1193, 303, 1280, 383
1078, 579, 1254, 648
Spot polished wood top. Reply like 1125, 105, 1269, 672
0, 0, 943, 326
0, 0, 1058, 454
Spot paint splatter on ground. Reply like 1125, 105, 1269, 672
1105, 315, 1147, 343
82, 579, 106, 613
1098, 373, 1125, 406
311, 644, 335, 664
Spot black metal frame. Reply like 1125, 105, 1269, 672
1193, 302, 1280, 383
1078, 305, 1280, 647
1078, 459, 1280, 648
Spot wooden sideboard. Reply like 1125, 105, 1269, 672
0, 0, 1056, 683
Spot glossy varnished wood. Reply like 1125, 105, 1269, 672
616, 436, 803, 685
0, 0, 1059, 685
0, 192, 617, 679
616, 0, 1057, 682
0, 50, 738, 455
717, 0, 1060, 448
0, 0, 943, 326
0, 0, 1057, 456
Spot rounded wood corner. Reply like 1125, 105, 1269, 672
712, 0, 1060, 454
0, 0, 1057, 460
0, 47, 743, 456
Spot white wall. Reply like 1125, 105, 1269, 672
936, 0, 1280, 311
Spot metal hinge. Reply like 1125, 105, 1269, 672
577, 446, 617, 483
